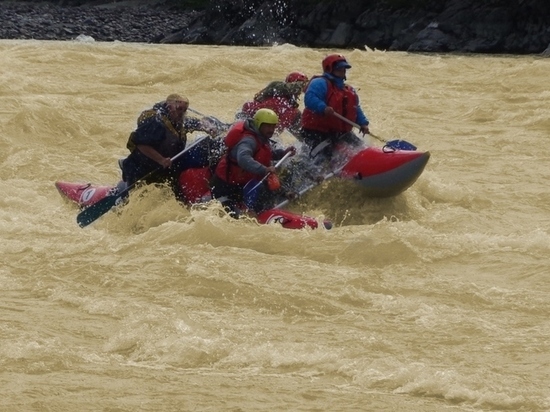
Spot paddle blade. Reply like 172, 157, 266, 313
386, 139, 417, 151
76, 193, 123, 228
243, 179, 261, 210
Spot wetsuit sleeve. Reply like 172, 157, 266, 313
304, 78, 329, 114
131, 116, 165, 147
232, 136, 269, 176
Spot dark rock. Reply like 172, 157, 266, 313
0, 0, 549, 55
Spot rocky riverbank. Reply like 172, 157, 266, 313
1, 0, 550, 55
0, 1, 198, 43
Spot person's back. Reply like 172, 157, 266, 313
236, 72, 308, 136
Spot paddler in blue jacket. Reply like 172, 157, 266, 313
300, 54, 370, 160
119, 94, 211, 200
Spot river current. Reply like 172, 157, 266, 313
1, 40, 549, 411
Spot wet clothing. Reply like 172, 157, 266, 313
215, 121, 273, 186
212, 119, 286, 216
240, 98, 301, 135
253, 81, 303, 107
237, 81, 304, 136
300, 73, 368, 157
121, 101, 205, 197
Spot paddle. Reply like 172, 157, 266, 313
243, 151, 292, 209
76, 136, 207, 228
332, 112, 417, 151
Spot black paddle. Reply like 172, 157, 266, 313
332, 112, 417, 151
76, 136, 206, 228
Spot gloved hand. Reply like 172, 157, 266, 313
266, 173, 281, 191
284, 191, 298, 200
324, 106, 335, 116
314, 175, 325, 184
160, 157, 172, 169
359, 124, 370, 135
284, 146, 297, 157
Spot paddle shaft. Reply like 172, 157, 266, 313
124, 135, 206, 190
76, 136, 206, 228
331, 112, 388, 144
246, 151, 292, 193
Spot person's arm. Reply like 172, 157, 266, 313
353, 89, 369, 126
132, 116, 165, 145
132, 117, 172, 167
233, 137, 272, 176
136, 145, 171, 168
352, 90, 370, 134
184, 116, 226, 136
271, 146, 296, 161
183, 117, 202, 132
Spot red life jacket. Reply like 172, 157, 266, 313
301, 76, 358, 133
215, 121, 272, 186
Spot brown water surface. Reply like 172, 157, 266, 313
1, 40, 549, 411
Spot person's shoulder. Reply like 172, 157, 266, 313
306, 76, 327, 92
259, 81, 288, 96
236, 135, 258, 150
241, 123, 259, 140
265, 80, 284, 88
137, 107, 158, 123
309, 76, 328, 86
310, 75, 326, 82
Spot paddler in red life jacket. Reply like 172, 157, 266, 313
301, 54, 370, 160
236, 71, 309, 137
119, 94, 211, 200
211, 108, 296, 218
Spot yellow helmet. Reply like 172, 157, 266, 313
253, 108, 279, 130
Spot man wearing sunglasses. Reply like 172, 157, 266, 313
120, 94, 209, 199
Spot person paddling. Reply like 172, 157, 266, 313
300, 54, 370, 161
236, 71, 309, 137
211, 108, 296, 218
119, 94, 213, 200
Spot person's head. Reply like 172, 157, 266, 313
322, 54, 352, 78
286, 71, 308, 83
285, 71, 309, 93
253, 108, 279, 139
165, 93, 189, 123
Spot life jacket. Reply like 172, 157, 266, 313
126, 104, 187, 157
215, 120, 272, 186
154, 117, 187, 158
301, 75, 357, 133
